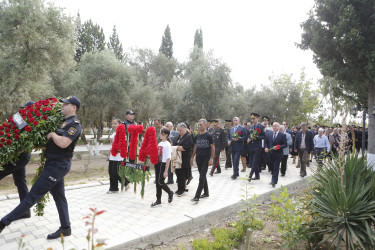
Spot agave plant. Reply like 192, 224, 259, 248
310, 153, 375, 249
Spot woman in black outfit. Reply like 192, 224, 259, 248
173, 123, 193, 197
291, 126, 299, 164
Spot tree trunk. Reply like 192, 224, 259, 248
368, 83, 375, 169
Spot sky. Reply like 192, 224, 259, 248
50, 0, 322, 89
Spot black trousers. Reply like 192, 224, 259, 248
167, 161, 174, 182
249, 150, 261, 179
315, 148, 327, 167
154, 162, 172, 201
108, 160, 129, 191
210, 148, 221, 173
195, 156, 209, 199
281, 155, 288, 175
175, 168, 188, 192
225, 146, 232, 168
0, 152, 31, 202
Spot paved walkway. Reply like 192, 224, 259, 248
0, 158, 312, 249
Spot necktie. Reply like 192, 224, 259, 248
273, 132, 276, 141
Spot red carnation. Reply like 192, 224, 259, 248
6, 139, 11, 145
237, 131, 242, 135
29, 117, 35, 122
111, 124, 127, 159
35, 111, 41, 117
12, 125, 17, 129
0, 131, 3, 135
35, 105, 41, 110
6, 133, 11, 138
139, 126, 159, 164
127, 125, 144, 160
33, 121, 39, 126
14, 134, 20, 140
0, 138, 5, 142
276, 145, 281, 150
256, 128, 261, 133
27, 113, 33, 119
42, 115, 48, 120
47, 107, 52, 111
0, 143, 3, 148
8, 116, 13, 122
25, 126, 32, 132
14, 129, 19, 134
5, 128, 10, 133
0, 126, 4, 130
42, 107, 47, 112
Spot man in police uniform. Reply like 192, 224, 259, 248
247, 113, 266, 182
224, 120, 232, 169
0, 96, 82, 239
209, 120, 226, 176
261, 115, 272, 172
0, 101, 34, 220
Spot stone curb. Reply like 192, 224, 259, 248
109, 177, 311, 249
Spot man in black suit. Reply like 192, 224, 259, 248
294, 122, 314, 177
265, 122, 287, 187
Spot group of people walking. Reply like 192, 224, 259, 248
1, 103, 367, 241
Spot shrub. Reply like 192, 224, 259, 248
270, 187, 310, 249
310, 153, 375, 249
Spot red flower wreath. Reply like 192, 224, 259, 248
111, 124, 127, 159
138, 126, 159, 164
127, 125, 144, 160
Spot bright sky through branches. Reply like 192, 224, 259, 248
50, 0, 321, 89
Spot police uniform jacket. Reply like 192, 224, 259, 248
211, 127, 227, 151
247, 123, 265, 152
44, 115, 82, 160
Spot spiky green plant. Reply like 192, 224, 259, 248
310, 152, 375, 249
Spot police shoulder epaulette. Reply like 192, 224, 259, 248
74, 120, 80, 124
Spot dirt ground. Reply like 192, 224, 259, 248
147, 185, 310, 250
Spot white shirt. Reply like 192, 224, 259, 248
158, 141, 172, 163
109, 132, 124, 161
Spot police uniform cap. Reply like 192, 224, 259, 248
125, 110, 135, 115
250, 113, 260, 119
225, 120, 232, 123
262, 115, 270, 121
211, 119, 219, 123
60, 96, 81, 110
207, 120, 212, 123
20, 101, 35, 108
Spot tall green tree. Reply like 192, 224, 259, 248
68, 50, 135, 140
298, 0, 375, 163
107, 25, 125, 62
159, 24, 173, 59
74, 18, 106, 62
0, 0, 75, 119
194, 28, 203, 49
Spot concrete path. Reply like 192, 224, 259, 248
0, 158, 312, 249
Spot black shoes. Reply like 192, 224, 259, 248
248, 177, 260, 182
300, 174, 306, 177
175, 190, 185, 197
215, 171, 221, 174
200, 193, 209, 199
231, 175, 237, 180
191, 197, 199, 202
209, 172, 213, 176
151, 200, 161, 207
281, 173, 285, 177
166, 180, 174, 185
47, 226, 71, 240
15, 211, 31, 221
0, 221, 6, 234
270, 182, 276, 188
241, 169, 246, 172
168, 192, 174, 203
